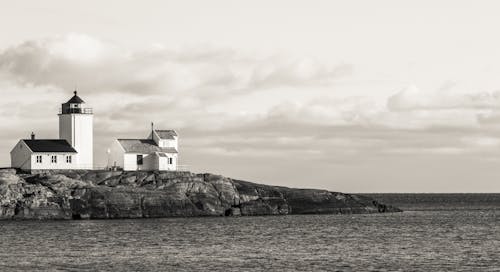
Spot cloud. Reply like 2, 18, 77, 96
387, 85, 500, 111
0, 34, 357, 170
248, 56, 353, 89
0, 34, 351, 98
3, 34, 500, 192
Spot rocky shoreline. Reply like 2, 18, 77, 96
0, 168, 401, 220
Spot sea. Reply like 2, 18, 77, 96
0, 194, 499, 272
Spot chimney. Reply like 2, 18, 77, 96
151, 122, 154, 140
31, 132, 35, 140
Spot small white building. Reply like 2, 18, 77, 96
109, 128, 179, 171
10, 137, 78, 170
10, 91, 94, 170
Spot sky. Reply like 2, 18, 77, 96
1, 0, 500, 192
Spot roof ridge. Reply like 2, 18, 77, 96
118, 138, 155, 140
24, 139, 69, 140
116, 138, 178, 154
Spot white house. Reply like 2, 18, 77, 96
109, 128, 178, 171
10, 91, 94, 170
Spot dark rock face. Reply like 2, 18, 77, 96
0, 169, 401, 220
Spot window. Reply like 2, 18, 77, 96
51, 155, 57, 163
168, 157, 173, 165
36, 155, 42, 163
137, 155, 143, 165
66, 155, 72, 163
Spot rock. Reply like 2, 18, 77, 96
0, 169, 22, 185
0, 169, 401, 220
224, 207, 241, 216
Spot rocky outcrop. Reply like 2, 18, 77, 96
0, 168, 401, 220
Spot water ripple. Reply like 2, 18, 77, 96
0, 210, 499, 271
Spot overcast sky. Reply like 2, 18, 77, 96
1, 0, 500, 192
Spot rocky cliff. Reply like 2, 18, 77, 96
0, 168, 400, 220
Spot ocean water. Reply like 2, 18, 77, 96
0, 195, 499, 271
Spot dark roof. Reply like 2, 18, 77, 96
66, 91, 85, 104
154, 130, 177, 139
117, 139, 178, 154
23, 140, 77, 153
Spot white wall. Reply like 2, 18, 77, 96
123, 153, 156, 171
59, 115, 73, 147
59, 113, 93, 169
158, 156, 167, 171
10, 140, 32, 169
158, 153, 178, 171
109, 140, 125, 169
123, 153, 136, 171
120, 152, 178, 171
159, 137, 178, 149
29, 153, 78, 170
151, 131, 178, 149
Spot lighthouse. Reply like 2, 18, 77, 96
58, 91, 94, 169
10, 91, 94, 170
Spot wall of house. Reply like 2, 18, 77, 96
158, 153, 178, 171
109, 140, 125, 169
151, 131, 178, 150
158, 156, 167, 171
159, 137, 178, 149
121, 152, 178, 171
59, 114, 73, 146
171, 153, 178, 170
59, 113, 93, 169
30, 153, 77, 170
10, 141, 32, 169
123, 153, 156, 171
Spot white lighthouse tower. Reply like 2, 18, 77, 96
58, 91, 93, 169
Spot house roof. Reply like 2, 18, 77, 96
65, 91, 85, 104
23, 139, 77, 153
117, 139, 178, 154
154, 130, 177, 140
